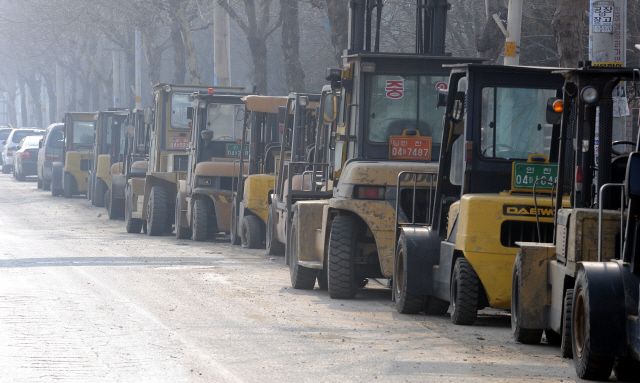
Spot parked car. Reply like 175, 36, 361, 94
0, 128, 12, 166
14, 135, 43, 181
2, 128, 43, 174
37, 123, 64, 190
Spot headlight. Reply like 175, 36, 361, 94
197, 177, 214, 186
581, 86, 599, 105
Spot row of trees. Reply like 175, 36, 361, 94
0, 0, 637, 128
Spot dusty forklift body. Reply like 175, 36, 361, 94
174, 91, 247, 241
88, 109, 128, 208
229, 95, 288, 248
511, 67, 640, 381
285, 0, 485, 297
52, 112, 97, 198
125, 84, 222, 236
393, 64, 565, 325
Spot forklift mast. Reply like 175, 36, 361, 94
348, 0, 449, 55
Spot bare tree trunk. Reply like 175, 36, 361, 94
26, 73, 43, 128
141, 27, 163, 88
171, 22, 187, 84
280, 0, 305, 92
476, 0, 507, 63
69, 75, 77, 112
1, 76, 19, 127
170, 1, 201, 85
551, 0, 587, 67
249, 36, 269, 94
19, 81, 28, 126
324, 0, 348, 66
42, 72, 57, 124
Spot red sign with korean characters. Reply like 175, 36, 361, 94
385, 80, 404, 99
389, 136, 432, 161
168, 136, 189, 150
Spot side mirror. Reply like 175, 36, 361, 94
187, 107, 193, 120
625, 152, 640, 200
136, 144, 146, 154
546, 97, 563, 125
437, 89, 448, 108
452, 92, 465, 121
201, 130, 214, 141
322, 93, 337, 124
143, 107, 154, 126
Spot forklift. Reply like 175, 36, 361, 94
51, 112, 97, 198
174, 89, 247, 241
511, 67, 640, 381
229, 95, 288, 248
286, 0, 484, 297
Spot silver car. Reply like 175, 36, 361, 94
37, 123, 64, 190
2, 128, 43, 174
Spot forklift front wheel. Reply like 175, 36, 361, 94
450, 257, 479, 326
393, 233, 425, 314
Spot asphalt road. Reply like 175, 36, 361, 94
0, 173, 588, 382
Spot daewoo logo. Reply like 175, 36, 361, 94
503, 205, 554, 217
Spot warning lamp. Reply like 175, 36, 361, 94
208, 88, 214, 94
576, 166, 583, 183
356, 186, 385, 200
552, 100, 563, 113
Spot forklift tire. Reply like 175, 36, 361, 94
51, 186, 62, 197
328, 215, 358, 299
125, 188, 143, 234
147, 186, 167, 236
511, 252, 542, 343
230, 202, 241, 245
94, 180, 106, 207
37, 179, 42, 189
241, 215, 262, 249
289, 211, 317, 290
175, 194, 191, 239
560, 289, 574, 358
43, 180, 51, 191
394, 232, 425, 314
192, 199, 208, 242
614, 357, 640, 382
63, 173, 74, 198
266, 207, 284, 255
572, 268, 615, 380
450, 257, 479, 325
106, 189, 122, 220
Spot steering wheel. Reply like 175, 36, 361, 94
611, 140, 636, 156
482, 143, 515, 156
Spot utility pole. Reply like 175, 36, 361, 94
55, 63, 65, 122
589, 0, 628, 142
135, 30, 142, 109
504, 0, 523, 65
213, 0, 231, 86
112, 51, 121, 108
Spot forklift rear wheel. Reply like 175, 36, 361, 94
147, 186, 167, 236
192, 199, 209, 242
175, 194, 191, 239
450, 257, 479, 325
266, 207, 284, 255
560, 289, 574, 358
43, 180, 51, 191
37, 179, 42, 189
63, 173, 74, 198
230, 202, 241, 245
289, 211, 317, 290
614, 357, 640, 382
511, 252, 542, 343
572, 268, 614, 380
94, 180, 106, 207
328, 215, 357, 299
125, 188, 143, 234
242, 215, 262, 249
394, 233, 425, 314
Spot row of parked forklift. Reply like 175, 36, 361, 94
8, 1, 639, 380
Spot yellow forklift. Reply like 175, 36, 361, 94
229, 95, 288, 248
286, 0, 484, 296
124, 84, 229, 236
511, 67, 640, 381
174, 90, 247, 241
88, 109, 128, 208
51, 112, 97, 198
393, 64, 565, 325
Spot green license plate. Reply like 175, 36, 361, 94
226, 143, 249, 158
512, 162, 558, 191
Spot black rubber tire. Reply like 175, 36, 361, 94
43, 179, 51, 191
560, 289, 574, 358
105, 189, 120, 220
241, 215, 262, 248
175, 193, 191, 239
63, 173, 74, 198
125, 187, 143, 234
230, 202, 241, 245
394, 233, 425, 314
317, 268, 328, 291
511, 252, 543, 343
16, 168, 25, 181
614, 357, 640, 382
37, 179, 42, 189
450, 257, 479, 325
328, 215, 358, 299
572, 268, 615, 381
51, 184, 61, 197
424, 297, 450, 315
147, 186, 167, 236
206, 202, 218, 240
1, 165, 9, 174
266, 206, 284, 255
94, 180, 106, 207
192, 199, 208, 242
289, 211, 317, 290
